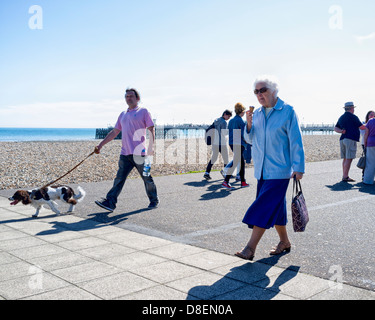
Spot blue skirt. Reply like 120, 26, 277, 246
242, 178, 290, 230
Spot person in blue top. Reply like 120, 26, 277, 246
203, 110, 232, 180
222, 103, 250, 189
235, 76, 305, 261
334, 102, 366, 182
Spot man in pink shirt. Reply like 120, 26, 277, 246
94, 88, 159, 212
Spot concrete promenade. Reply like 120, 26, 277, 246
0, 159, 374, 300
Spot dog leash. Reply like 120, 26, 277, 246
41, 150, 96, 189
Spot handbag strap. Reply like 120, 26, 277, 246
292, 176, 303, 199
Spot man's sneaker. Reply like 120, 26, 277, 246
203, 173, 212, 180
148, 201, 159, 210
222, 181, 235, 190
95, 199, 114, 212
241, 181, 250, 188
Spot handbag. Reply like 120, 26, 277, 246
291, 177, 309, 232
357, 151, 366, 170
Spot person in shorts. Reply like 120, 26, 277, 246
334, 102, 366, 182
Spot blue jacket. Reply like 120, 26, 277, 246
244, 98, 305, 180
228, 115, 247, 147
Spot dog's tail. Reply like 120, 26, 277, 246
74, 186, 86, 203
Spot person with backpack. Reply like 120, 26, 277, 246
203, 110, 232, 180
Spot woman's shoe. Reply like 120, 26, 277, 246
235, 246, 255, 261
270, 241, 291, 256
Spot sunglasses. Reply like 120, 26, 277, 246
254, 87, 268, 95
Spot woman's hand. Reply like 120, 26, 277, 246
246, 109, 254, 131
292, 172, 303, 180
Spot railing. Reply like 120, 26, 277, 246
95, 128, 122, 140
300, 124, 335, 134
96, 125, 208, 140
96, 124, 336, 139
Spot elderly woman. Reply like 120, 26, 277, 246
235, 76, 305, 260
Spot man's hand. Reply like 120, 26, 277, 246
146, 148, 154, 156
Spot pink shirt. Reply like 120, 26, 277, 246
114, 107, 154, 156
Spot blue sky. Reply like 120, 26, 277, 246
1, 0, 375, 127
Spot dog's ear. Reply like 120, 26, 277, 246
21, 191, 32, 205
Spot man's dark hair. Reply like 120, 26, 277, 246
223, 109, 233, 117
125, 88, 141, 100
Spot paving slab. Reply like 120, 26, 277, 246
1, 159, 375, 301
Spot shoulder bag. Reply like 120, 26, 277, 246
357, 151, 366, 170
291, 177, 309, 232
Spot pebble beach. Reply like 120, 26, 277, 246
0, 135, 360, 190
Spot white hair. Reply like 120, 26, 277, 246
254, 75, 279, 97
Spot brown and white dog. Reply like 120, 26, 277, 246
8, 185, 86, 218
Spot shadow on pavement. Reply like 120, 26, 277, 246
187, 254, 300, 300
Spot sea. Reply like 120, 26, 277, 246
0, 128, 97, 142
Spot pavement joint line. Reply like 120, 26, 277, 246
122, 222, 245, 244
181, 222, 243, 240
116, 223, 196, 245
308, 194, 375, 211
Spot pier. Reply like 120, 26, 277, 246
96, 124, 336, 140
300, 124, 335, 135
95, 128, 122, 140
96, 124, 208, 140
155, 124, 207, 139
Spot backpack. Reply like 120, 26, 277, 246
205, 122, 215, 145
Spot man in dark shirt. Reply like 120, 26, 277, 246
334, 102, 366, 182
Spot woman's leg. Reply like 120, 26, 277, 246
236, 226, 266, 260
224, 145, 235, 182
239, 146, 246, 182
246, 226, 266, 252
275, 225, 290, 244
270, 225, 291, 255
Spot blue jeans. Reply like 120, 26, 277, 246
106, 155, 159, 209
